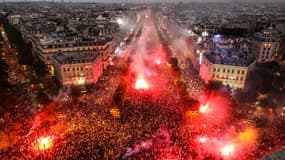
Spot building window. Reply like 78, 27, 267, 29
223, 69, 225, 73
237, 70, 240, 74
231, 69, 234, 74
217, 68, 220, 72
67, 68, 70, 72
213, 68, 216, 72
241, 70, 245, 74
63, 68, 66, 72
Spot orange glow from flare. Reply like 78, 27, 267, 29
34, 136, 53, 151
135, 76, 149, 90
236, 128, 258, 147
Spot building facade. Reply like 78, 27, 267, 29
199, 36, 255, 89
53, 53, 103, 86
201, 57, 255, 89
32, 36, 118, 75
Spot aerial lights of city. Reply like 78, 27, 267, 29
0, 1, 285, 160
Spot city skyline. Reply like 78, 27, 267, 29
1, 0, 285, 3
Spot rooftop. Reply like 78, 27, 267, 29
205, 36, 254, 66
253, 28, 280, 42
54, 52, 99, 64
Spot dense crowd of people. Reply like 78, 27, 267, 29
1, 13, 285, 160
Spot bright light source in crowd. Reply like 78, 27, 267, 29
221, 144, 235, 157
199, 137, 208, 143
214, 34, 221, 38
135, 76, 149, 90
115, 47, 121, 55
117, 18, 123, 25
110, 108, 120, 118
34, 136, 53, 151
200, 102, 210, 114
77, 78, 85, 85
155, 59, 161, 65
